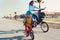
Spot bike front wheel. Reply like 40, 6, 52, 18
30, 32, 34, 40
41, 22, 49, 32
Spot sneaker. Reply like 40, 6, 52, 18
26, 33, 29, 37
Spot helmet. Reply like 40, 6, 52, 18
26, 11, 32, 15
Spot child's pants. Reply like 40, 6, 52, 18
25, 25, 32, 34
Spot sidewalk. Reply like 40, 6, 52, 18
46, 21, 60, 24
45, 21, 60, 29
0, 18, 60, 40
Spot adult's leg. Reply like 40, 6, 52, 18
32, 14, 39, 21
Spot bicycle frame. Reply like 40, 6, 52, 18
32, 9, 45, 24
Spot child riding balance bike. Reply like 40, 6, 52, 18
23, 11, 36, 40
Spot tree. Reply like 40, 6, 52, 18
37, 0, 42, 3
37, 0, 42, 8
9, 14, 11, 19
14, 12, 17, 20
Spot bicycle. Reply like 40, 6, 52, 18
25, 27, 34, 40
32, 9, 49, 32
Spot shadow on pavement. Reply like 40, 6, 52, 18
0, 36, 24, 40
0, 29, 45, 34
0, 36, 31, 40
0, 29, 24, 34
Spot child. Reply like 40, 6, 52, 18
23, 11, 33, 37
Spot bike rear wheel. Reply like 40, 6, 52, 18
41, 22, 49, 32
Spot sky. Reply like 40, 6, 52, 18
0, 0, 60, 17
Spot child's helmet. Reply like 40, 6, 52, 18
26, 11, 32, 15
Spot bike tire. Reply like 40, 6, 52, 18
41, 22, 49, 32
30, 32, 34, 40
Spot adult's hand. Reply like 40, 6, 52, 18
41, 7, 46, 10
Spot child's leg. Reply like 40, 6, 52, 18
24, 26, 29, 37
28, 27, 33, 33
24, 25, 28, 34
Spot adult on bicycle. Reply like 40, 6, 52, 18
28, 1, 46, 22
29, 1, 40, 21
24, 1, 49, 33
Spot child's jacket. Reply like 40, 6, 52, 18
23, 17, 33, 27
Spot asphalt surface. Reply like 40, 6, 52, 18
0, 18, 60, 40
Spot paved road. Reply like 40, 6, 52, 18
0, 18, 60, 40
